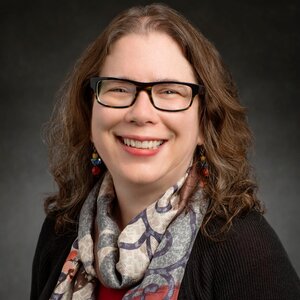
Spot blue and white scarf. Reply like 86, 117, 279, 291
50, 169, 206, 299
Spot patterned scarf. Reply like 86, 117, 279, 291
50, 170, 206, 300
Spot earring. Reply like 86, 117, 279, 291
91, 147, 102, 176
199, 146, 209, 187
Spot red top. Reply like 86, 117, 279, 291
97, 284, 129, 300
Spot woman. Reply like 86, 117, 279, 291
31, 4, 300, 300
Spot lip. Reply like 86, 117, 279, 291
118, 134, 167, 141
116, 134, 167, 156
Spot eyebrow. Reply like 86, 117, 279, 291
101, 76, 196, 84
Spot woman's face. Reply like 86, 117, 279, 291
91, 32, 203, 191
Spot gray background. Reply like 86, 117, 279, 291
0, 0, 299, 298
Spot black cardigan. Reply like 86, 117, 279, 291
31, 211, 300, 299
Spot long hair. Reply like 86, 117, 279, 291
44, 3, 263, 235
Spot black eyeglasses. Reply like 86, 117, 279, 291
90, 77, 205, 112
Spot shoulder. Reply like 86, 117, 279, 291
188, 210, 284, 267
180, 210, 300, 300
211, 210, 283, 255
31, 213, 77, 300
34, 213, 77, 254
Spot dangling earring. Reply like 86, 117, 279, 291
199, 146, 209, 187
91, 147, 102, 176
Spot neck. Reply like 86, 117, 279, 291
112, 179, 169, 230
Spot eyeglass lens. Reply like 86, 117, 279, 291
97, 79, 193, 111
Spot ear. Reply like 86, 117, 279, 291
90, 127, 94, 143
90, 98, 96, 143
197, 129, 204, 146
90, 131, 94, 143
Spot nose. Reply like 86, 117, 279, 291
124, 90, 159, 125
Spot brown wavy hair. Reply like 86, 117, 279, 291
44, 3, 263, 236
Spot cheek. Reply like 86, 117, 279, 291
190, 103, 203, 145
186, 119, 202, 147
90, 104, 108, 142
90, 107, 113, 161
90, 103, 124, 142
184, 115, 202, 148
171, 107, 201, 142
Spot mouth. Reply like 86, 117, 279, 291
120, 137, 165, 149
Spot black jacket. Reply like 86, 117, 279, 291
31, 211, 300, 299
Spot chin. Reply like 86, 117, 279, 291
127, 173, 162, 185
115, 168, 166, 187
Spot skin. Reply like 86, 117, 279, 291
91, 32, 203, 228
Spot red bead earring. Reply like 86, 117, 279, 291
199, 147, 209, 187
91, 147, 102, 176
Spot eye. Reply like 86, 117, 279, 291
156, 87, 181, 96
101, 81, 134, 94
108, 87, 129, 93
156, 87, 185, 98
154, 83, 188, 98
161, 89, 178, 95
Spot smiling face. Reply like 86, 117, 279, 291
91, 31, 203, 193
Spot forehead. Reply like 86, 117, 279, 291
100, 32, 196, 83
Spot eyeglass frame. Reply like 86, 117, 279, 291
89, 77, 205, 112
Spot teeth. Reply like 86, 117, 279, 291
123, 138, 163, 149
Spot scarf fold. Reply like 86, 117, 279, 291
50, 170, 206, 300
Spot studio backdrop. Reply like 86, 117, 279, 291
0, 0, 299, 299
